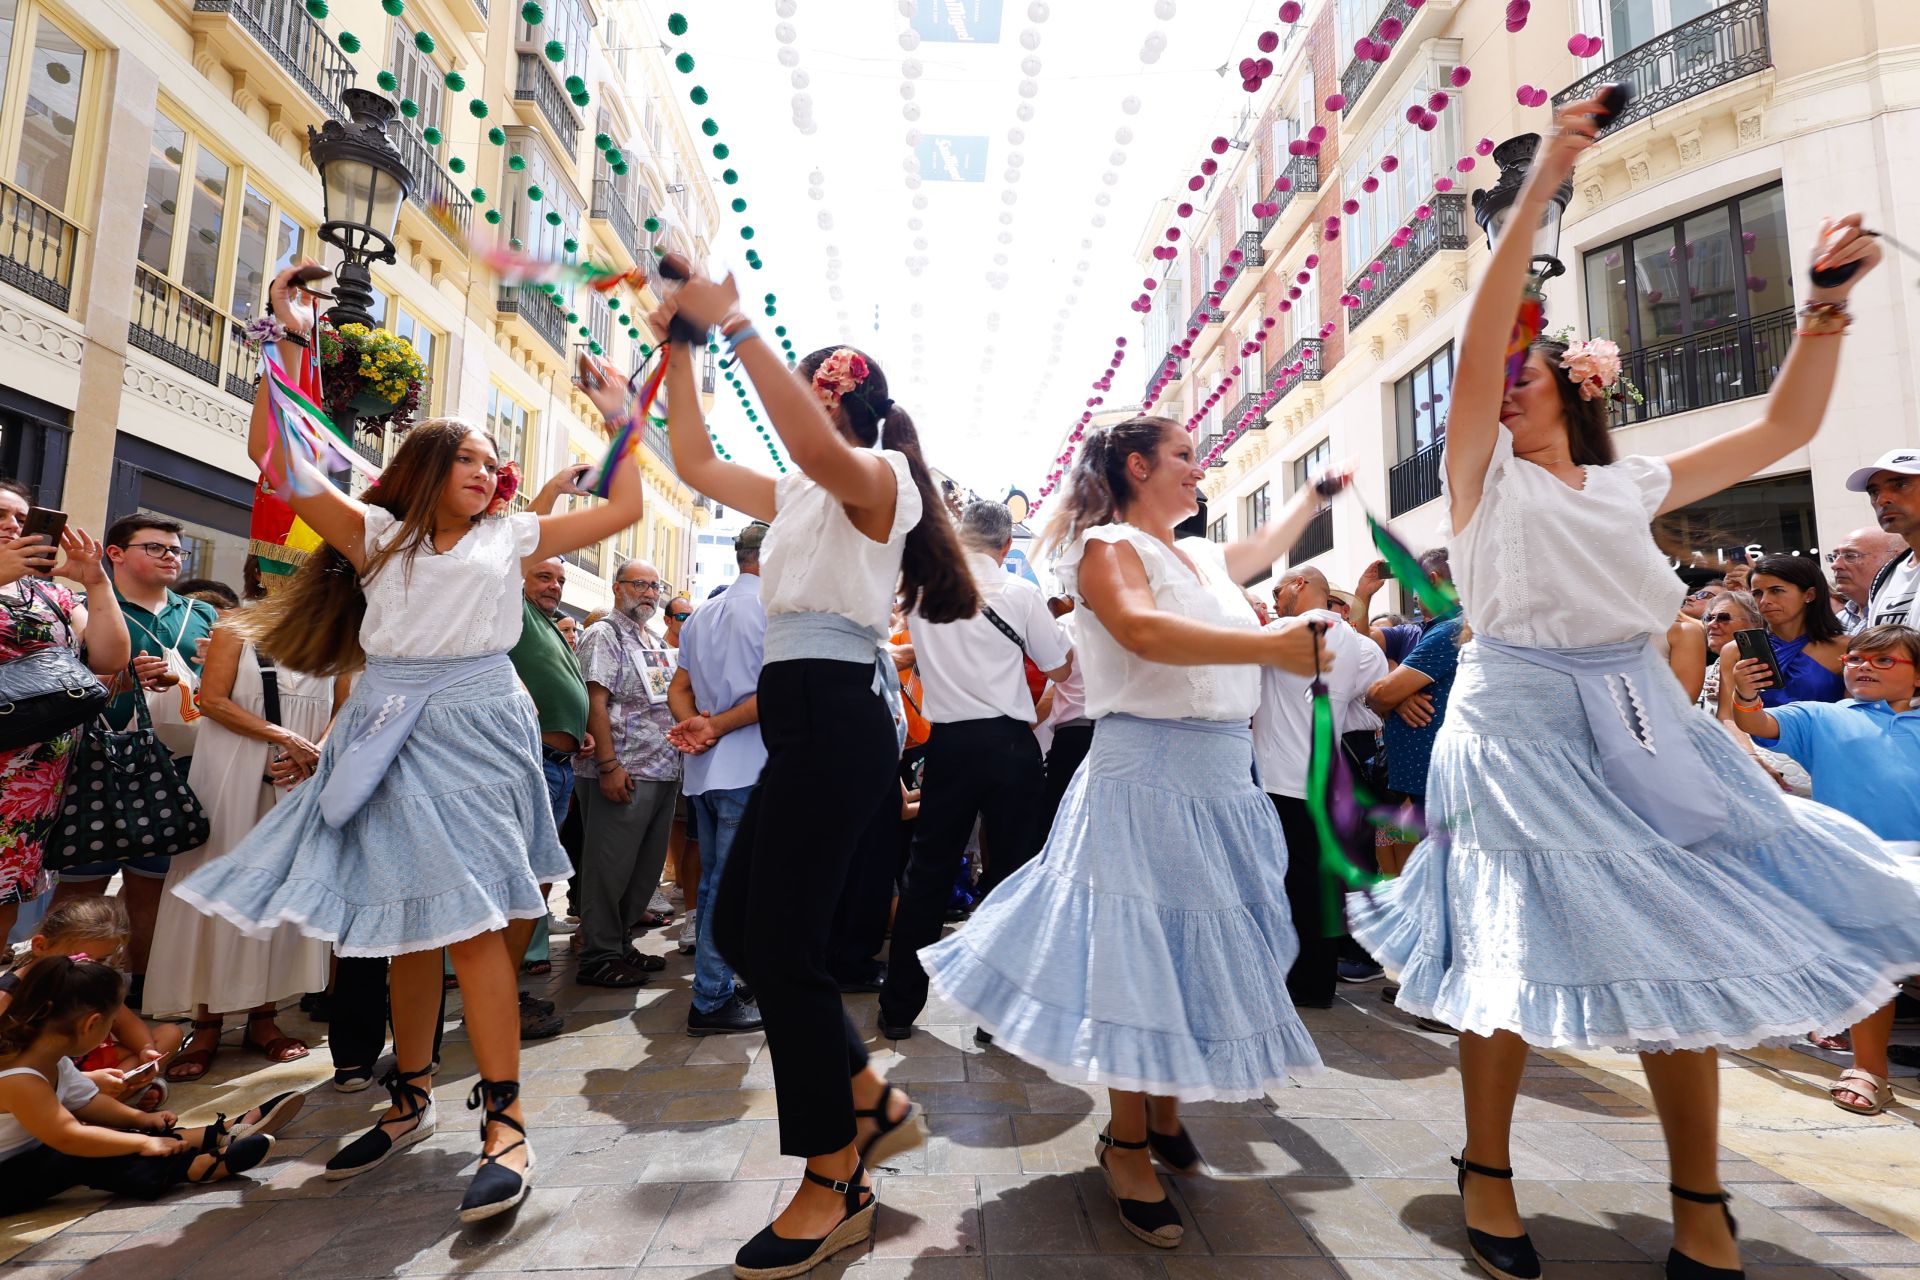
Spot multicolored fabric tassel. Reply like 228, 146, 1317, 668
258, 347, 379, 498
1304, 628, 1387, 936
1367, 512, 1460, 621
581, 347, 672, 498
1504, 281, 1547, 391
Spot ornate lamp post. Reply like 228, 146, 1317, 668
1470, 133, 1574, 281
306, 87, 414, 330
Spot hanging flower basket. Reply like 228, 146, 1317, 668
314, 320, 430, 431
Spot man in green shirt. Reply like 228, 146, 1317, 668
52, 514, 219, 1001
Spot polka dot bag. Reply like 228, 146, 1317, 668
44, 666, 209, 870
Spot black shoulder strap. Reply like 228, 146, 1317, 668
1868, 548, 1914, 606
980, 605, 1026, 654
255, 648, 281, 727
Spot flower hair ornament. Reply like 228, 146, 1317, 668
486, 460, 522, 518
810, 348, 870, 416
1550, 329, 1646, 407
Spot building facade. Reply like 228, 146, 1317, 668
0, 0, 716, 614
1136, 0, 1920, 605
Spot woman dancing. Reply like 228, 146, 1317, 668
645, 263, 975, 1279
175, 260, 646, 1224
1350, 96, 1920, 1280
922, 415, 1331, 1249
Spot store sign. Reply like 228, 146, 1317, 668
911, 0, 1003, 43
915, 135, 990, 182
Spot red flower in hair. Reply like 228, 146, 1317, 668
810, 348, 869, 414
487, 460, 522, 517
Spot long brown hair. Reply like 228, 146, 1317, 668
0, 957, 123, 1058
1530, 338, 1616, 467
795, 347, 977, 624
1039, 416, 1178, 557
235, 419, 500, 675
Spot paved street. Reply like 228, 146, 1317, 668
6, 926, 1919, 1280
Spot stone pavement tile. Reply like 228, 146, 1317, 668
872, 1052, 969, 1083
1162, 1259, 1343, 1280
1268, 1087, 1393, 1121
246, 1193, 464, 1280
1782, 1208, 1906, 1236
684, 1032, 765, 1065
1271, 1177, 1443, 1260
1741, 1183, 1854, 1211
1368, 1177, 1650, 1267
1825, 1235, 1920, 1264
31, 1203, 173, 1235
1019, 1081, 1105, 1115
1509, 1121, 1664, 1182
964, 1052, 1058, 1086
1341, 1031, 1459, 1067
188, 1197, 375, 1273
1168, 1173, 1317, 1256
641, 1179, 777, 1268
10, 1232, 133, 1264
1181, 1116, 1302, 1177
1345, 1120, 1460, 1179
1259, 1116, 1397, 1178
658, 1087, 779, 1124
1071, 1168, 1200, 1257
432, 1184, 674, 1273
925, 1114, 1022, 1176
976, 1173, 1095, 1256
870, 1172, 981, 1259
1330, 1259, 1486, 1280
1009, 1112, 1104, 1174
631, 1121, 760, 1183
985, 1256, 1164, 1279
1834, 1267, 1920, 1279
60, 1203, 270, 1280
912, 1082, 1032, 1115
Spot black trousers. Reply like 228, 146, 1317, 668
1041, 722, 1095, 834
880, 717, 1046, 1028
328, 955, 447, 1073
1270, 793, 1339, 1008
712, 659, 894, 1157
829, 771, 906, 985
0, 1142, 195, 1214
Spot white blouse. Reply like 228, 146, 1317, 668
359, 508, 540, 658
1054, 524, 1261, 722
1449, 425, 1682, 649
760, 449, 922, 637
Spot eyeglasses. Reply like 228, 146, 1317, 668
1826, 550, 1871, 564
1842, 652, 1916, 670
615, 579, 667, 593
123, 542, 184, 560
1704, 612, 1738, 624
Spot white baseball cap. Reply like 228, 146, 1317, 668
1846, 448, 1920, 491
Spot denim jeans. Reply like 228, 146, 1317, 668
525, 756, 574, 965
689, 784, 754, 1013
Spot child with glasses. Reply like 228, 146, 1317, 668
1728, 623, 1920, 1116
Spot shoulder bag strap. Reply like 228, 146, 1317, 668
17, 577, 76, 649
980, 605, 1027, 654
255, 648, 281, 727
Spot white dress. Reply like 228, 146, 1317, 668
146, 643, 334, 1015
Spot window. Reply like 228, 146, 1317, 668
1293, 437, 1332, 489
0, 0, 91, 216
1340, 61, 1463, 279
487, 384, 535, 473
229, 185, 304, 322
1206, 515, 1229, 544
1244, 329, 1265, 389
1337, 0, 1390, 62
1394, 342, 1454, 457
1597, 0, 1728, 56
390, 17, 447, 159
518, 0, 589, 89
1281, 260, 1319, 348
506, 137, 582, 266
390, 305, 440, 413
563, 444, 603, 576
1243, 483, 1270, 532
588, 292, 611, 353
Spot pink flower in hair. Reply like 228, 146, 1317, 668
810, 348, 869, 414
1559, 337, 1623, 401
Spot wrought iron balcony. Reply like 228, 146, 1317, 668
515, 52, 579, 156
592, 178, 642, 262
1145, 353, 1180, 399
394, 119, 471, 242
1340, 0, 1416, 117
642, 418, 676, 472
1344, 194, 1469, 326
222, 321, 258, 403
1225, 389, 1265, 434
497, 280, 568, 356
131, 265, 224, 386
1235, 229, 1266, 270
1201, 430, 1227, 468
1186, 297, 1226, 333
193, 0, 352, 120
1389, 437, 1445, 517
1611, 305, 1794, 429
1554, 0, 1769, 135
1291, 506, 1333, 564
1270, 335, 1325, 398
0, 180, 77, 311
1260, 153, 1319, 236
352, 423, 386, 466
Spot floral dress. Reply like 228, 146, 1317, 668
0, 581, 83, 906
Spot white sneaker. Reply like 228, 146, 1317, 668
545, 913, 578, 936
666, 883, 685, 907
678, 911, 698, 955
648, 888, 674, 916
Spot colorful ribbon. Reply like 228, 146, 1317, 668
581, 347, 671, 498
1367, 511, 1460, 622
258, 347, 379, 498
1505, 281, 1547, 391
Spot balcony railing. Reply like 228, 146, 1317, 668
1340, 0, 1416, 117
1389, 436, 1445, 517
193, 0, 352, 120
1145, 353, 1180, 399
222, 321, 259, 403
1554, 0, 1769, 135
1225, 389, 1264, 434
497, 280, 568, 356
394, 119, 471, 242
1345, 193, 1468, 326
1612, 305, 1793, 429
642, 418, 676, 473
1261, 153, 1319, 236
1201, 431, 1227, 468
131, 266, 224, 386
352, 424, 386, 466
1186, 297, 1226, 332
1270, 335, 1324, 399
1291, 506, 1334, 564
516, 52, 579, 156
1235, 229, 1266, 270
592, 178, 642, 261
0, 180, 78, 311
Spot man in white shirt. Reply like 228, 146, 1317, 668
1851, 449, 1920, 628
879, 502, 1072, 1040
1253, 565, 1388, 1009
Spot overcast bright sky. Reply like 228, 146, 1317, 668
656, 0, 1270, 499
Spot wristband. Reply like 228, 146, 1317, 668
723, 324, 759, 352
1732, 697, 1764, 711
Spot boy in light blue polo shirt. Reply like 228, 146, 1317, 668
1728, 622, 1920, 1115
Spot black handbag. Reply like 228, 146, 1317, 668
44, 667, 209, 870
0, 580, 110, 751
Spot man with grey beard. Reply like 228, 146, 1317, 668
1828, 526, 1905, 634
572, 560, 684, 987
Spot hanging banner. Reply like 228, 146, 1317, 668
911, 0, 1003, 44
915, 135, 990, 182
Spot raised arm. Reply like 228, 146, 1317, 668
650, 327, 777, 521
526, 352, 646, 565
1223, 470, 1348, 584
256, 262, 369, 570
53, 526, 130, 675
1444, 99, 1605, 533
1657, 216, 1880, 513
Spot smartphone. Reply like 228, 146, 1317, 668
1591, 82, 1633, 131
290, 263, 334, 298
20, 507, 63, 575
651, 252, 710, 346
1733, 628, 1785, 691
119, 1054, 170, 1088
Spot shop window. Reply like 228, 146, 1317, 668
1394, 342, 1453, 458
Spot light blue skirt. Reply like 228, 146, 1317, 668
174, 657, 571, 958
921, 714, 1324, 1101
1350, 643, 1920, 1052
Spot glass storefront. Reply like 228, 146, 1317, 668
1658, 470, 1820, 567
107, 435, 253, 591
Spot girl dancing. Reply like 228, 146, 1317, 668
175, 260, 646, 1223
922, 415, 1332, 1249
1350, 96, 1920, 1280
645, 264, 976, 1279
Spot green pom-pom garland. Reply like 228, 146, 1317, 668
712, 143, 729, 160
399, 97, 418, 118
739, 226, 755, 240
690, 86, 708, 105
468, 98, 489, 118
304, 0, 327, 19
667, 13, 688, 35
674, 52, 694, 73
545, 210, 562, 225
488, 126, 507, 145
722, 169, 738, 185
564, 74, 585, 94
381, 0, 403, 14
338, 31, 360, 52
376, 70, 399, 93
448, 156, 465, 173
508, 155, 527, 172
570, 90, 590, 107
594, 132, 612, 151
731, 197, 746, 213
484, 209, 502, 225
564, 237, 579, 252
643, 216, 660, 233
444, 70, 465, 92
413, 29, 434, 54
520, 2, 543, 24
422, 125, 441, 145
544, 39, 565, 62
700, 118, 718, 137
469, 187, 486, 201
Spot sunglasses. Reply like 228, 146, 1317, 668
1842, 652, 1916, 670
666, 609, 691, 622
1704, 612, 1738, 624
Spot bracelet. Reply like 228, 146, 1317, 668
718, 312, 753, 338
596, 758, 618, 769
1732, 697, 1764, 711
1795, 300, 1850, 336
723, 324, 760, 352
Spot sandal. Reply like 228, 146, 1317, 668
243, 1010, 310, 1063
459, 1079, 535, 1224
165, 1018, 224, 1082
1807, 1029, 1852, 1052
231, 1089, 306, 1140
182, 1112, 275, 1185
855, 1082, 927, 1169
522, 959, 552, 976
324, 1065, 437, 1180
733, 1156, 876, 1278
1095, 1128, 1183, 1248
1828, 1067, 1892, 1116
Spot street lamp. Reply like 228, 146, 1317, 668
306, 87, 414, 330
1470, 133, 1573, 281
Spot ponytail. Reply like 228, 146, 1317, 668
0, 957, 123, 1057
1039, 416, 1178, 558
